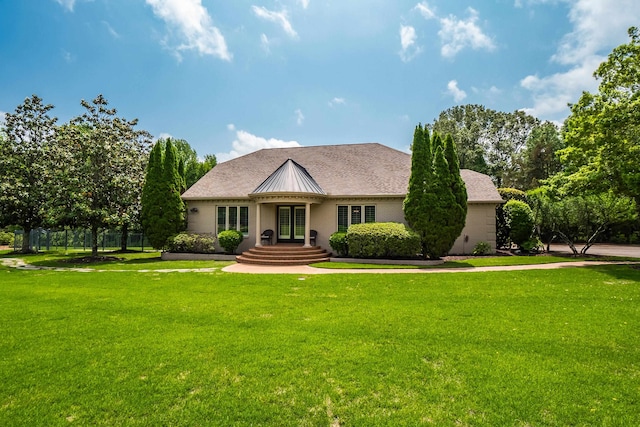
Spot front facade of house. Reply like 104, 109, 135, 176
182, 143, 503, 255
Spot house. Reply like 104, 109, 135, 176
182, 143, 503, 255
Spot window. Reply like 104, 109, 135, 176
217, 206, 249, 236
337, 205, 376, 231
337, 206, 349, 232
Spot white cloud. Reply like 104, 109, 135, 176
447, 80, 467, 102
298, 0, 310, 9
227, 123, 236, 131
61, 49, 75, 63
0, 111, 7, 126
252, 6, 298, 39
156, 132, 174, 141
399, 25, 422, 62
295, 109, 305, 126
415, 2, 436, 20
439, 8, 496, 58
217, 128, 301, 162
54, 0, 76, 11
146, 0, 232, 61
102, 21, 120, 39
519, 0, 640, 120
260, 33, 271, 53
328, 97, 346, 107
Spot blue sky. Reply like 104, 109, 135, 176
1, 0, 638, 161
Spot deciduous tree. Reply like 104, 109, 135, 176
556, 27, 640, 205
0, 95, 57, 252
53, 95, 151, 257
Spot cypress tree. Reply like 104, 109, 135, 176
141, 141, 166, 248
444, 133, 468, 241
425, 144, 459, 258
141, 140, 185, 249
404, 127, 468, 259
162, 139, 185, 236
403, 124, 433, 257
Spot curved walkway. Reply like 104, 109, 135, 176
222, 260, 638, 274
3, 242, 639, 274
0, 257, 219, 273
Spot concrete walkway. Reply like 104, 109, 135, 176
222, 260, 638, 274
223, 243, 640, 274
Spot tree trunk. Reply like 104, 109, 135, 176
121, 223, 129, 252
21, 227, 32, 253
556, 231, 578, 256
91, 225, 99, 258
580, 224, 607, 255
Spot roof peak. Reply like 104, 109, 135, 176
251, 158, 326, 195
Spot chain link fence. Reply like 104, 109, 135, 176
13, 229, 151, 252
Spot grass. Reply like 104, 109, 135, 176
312, 254, 586, 269
0, 250, 233, 271
1, 252, 639, 426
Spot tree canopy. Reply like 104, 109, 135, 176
53, 95, 151, 257
555, 26, 640, 205
158, 137, 217, 191
430, 105, 555, 189
0, 95, 57, 252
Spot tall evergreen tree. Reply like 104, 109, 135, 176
444, 133, 468, 237
425, 143, 461, 258
141, 142, 165, 248
403, 124, 433, 257
404, 127, 468, 258
162, 139, 185, 237
140, 139, 185, 249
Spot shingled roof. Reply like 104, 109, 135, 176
182, 143, 503, 203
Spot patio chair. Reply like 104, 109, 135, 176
261, 229, 274, 245
310, 229, 317, 246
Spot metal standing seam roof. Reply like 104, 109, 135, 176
251, 158, 326, 195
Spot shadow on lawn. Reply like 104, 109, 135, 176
582, 263, 640, 280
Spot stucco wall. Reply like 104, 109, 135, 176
185, 198, 498, 255
450, 203, 498, 254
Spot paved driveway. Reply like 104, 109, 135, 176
548, 243, 640, 258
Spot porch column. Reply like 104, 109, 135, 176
304, 202, 311, 247
255, 203, 262, 247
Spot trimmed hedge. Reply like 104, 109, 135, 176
217, 229, 244, 254
167, 233, 217, 254
329, 232, 348, 256
346, 223, 421, 259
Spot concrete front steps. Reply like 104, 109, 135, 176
236, 244, 331, 266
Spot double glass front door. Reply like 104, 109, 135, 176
278, 206, 305, 242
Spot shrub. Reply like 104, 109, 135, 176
504, 199, 535, 248
521, 237, 543, 253
0, 230, 14, 246
329, 232, 348, 256
472, 241, 492, 256
346, 223, 421, 258
496, 187, 530, 249
167, 233, 216, 254
218, 229, 244, 254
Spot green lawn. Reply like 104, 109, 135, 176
1, 254, 639, 426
